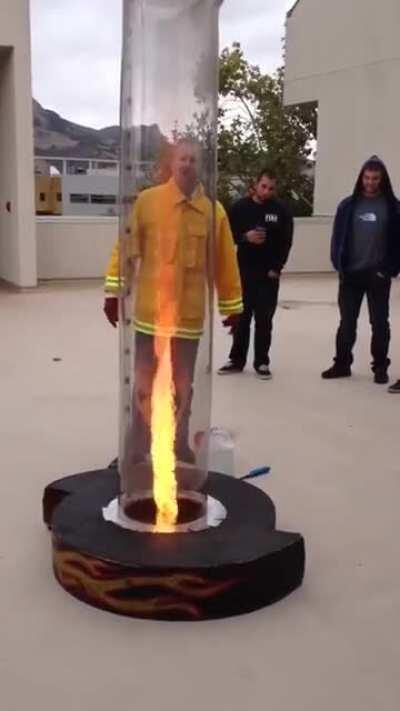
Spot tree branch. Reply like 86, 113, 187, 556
237, 94, 262, 151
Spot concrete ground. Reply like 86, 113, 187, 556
2, 274, 400, 711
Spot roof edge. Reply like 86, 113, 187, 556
287, 0, 301, 19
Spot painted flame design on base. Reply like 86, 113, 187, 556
53, 546, 240, 620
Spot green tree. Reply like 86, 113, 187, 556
218, 43, 317, 215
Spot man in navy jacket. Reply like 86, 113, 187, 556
322, 156, 400, 384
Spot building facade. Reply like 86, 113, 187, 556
284, 0, 400, 215
0, 0, 36, 286
34, 157, 119, 217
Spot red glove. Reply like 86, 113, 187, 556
104, 297, 119, 328
222, 313, 241, 335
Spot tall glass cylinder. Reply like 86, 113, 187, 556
118, 0, 223, 532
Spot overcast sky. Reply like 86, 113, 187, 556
30, 0, 294, 129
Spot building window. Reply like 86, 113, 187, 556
90, 194, 117, 205
70, 193, 89, 203
40, 192, 46, 202
57, 193, 62, 202
67, 160, 89, 175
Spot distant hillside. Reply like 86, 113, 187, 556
33, 100, 164, 160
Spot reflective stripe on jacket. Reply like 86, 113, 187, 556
105, 179, 243, 339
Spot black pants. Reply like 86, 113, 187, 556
335, 270, 391, 370
123, 332, 198, 474
229, 268, 280, 368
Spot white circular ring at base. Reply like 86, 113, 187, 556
103, 493, 227, 533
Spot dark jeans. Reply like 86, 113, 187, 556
335, 270, 391, 370
229, 268, 280, 368
123, 332, 198, 472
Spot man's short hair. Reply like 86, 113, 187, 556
174, 136, 201, 154
256, 168, 277, 183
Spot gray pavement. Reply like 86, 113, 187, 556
2, 274, 400, 711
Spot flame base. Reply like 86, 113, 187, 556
44, 468, 305, 620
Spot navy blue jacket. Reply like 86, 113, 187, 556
330, 158, 400, 277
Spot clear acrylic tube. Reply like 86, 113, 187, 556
118, 0, 223, 532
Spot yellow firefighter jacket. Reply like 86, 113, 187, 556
105, 179, 242, 339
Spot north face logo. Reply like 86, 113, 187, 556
359, 212, 377, 223
265, 214, 278, 223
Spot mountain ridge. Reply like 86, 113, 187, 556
33, 100, 163, 161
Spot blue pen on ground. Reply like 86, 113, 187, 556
240, 466, 271, 481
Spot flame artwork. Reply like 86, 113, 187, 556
53, 545, 240, 620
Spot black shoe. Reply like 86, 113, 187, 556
388, 379, 400, 393
374, 368, 389, 385
255, 365, 272, 380
321, 364, 352, 379
217, 360, 243, 375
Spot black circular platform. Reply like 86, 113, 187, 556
43, 469, 305, 620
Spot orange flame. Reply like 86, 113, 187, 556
151, 260, 178, 532
151, 337, 178, 531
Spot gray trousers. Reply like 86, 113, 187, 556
122, 332, 198, 488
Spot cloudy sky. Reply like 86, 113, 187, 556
30, 0, 294, 129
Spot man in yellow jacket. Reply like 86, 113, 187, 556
104, 139, 242, 465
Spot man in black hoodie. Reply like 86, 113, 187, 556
322, 156, 400, 384
218, 170, 293, 379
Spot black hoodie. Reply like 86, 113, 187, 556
330, 156, 400, 276
228, 196, 294, 274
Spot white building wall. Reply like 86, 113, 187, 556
0, 51, 19, 284
285, 0, 400, 215
287, 217, 332, 273
0, 0, 36, 287
36, 217, 119, 280
36, 216, 333, 281
62, 174, 119, 217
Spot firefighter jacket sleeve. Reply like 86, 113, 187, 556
104, 241, 120, 295
215, 202, 243, 316
104, 199, 141, 294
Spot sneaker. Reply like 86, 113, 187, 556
374, 368, 389, 385
388, 379, 400, 393
321, 364, 351, 379
255, 365, 272, 380
217, 360, 243, 375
